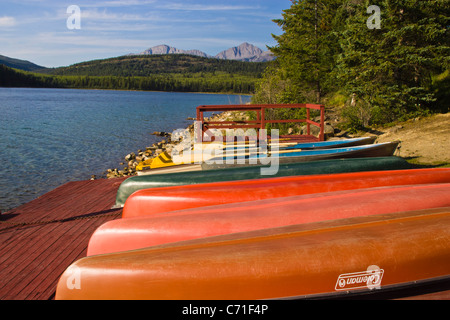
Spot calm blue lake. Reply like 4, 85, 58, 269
0, 88, 251, 211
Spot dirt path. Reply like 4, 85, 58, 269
365, 113, 450, 166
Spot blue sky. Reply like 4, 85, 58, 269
0, 0, 292, 68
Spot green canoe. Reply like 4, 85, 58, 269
114, 156, 412, 208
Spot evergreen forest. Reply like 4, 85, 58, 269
253, 0, 449, 129
0, 54, 268, 94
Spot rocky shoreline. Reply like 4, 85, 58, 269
103, 130, 183, 179
102, 115, 208, 179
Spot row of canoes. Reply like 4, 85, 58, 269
90, 182, 450, 256
57, 207, 450, 300
135, 136, 399, 174
114, 156, 412, 207
56, 144, 450, 299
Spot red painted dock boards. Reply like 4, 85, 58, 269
0, 177, 126, 300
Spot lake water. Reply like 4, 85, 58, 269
0, 88, 251, 212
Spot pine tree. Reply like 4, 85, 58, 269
335, 0, 450, 125
270, 0, 343, 103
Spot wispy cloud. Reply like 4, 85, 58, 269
157, 3, 256, 11
81, 9, 148, 21
35, 32, 151, 48
0, 16, 16, 27
79, 0, 157, 8
73, 8, 226, 32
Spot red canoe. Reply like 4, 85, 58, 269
57, 207, 450, 300
87, 183, 450, 256
122, 168, 450, 219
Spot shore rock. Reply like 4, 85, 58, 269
152, 131, 171, 137
124, 153, 135, 161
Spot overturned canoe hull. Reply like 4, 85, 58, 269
114, 156, 412, 207
122, 168, 450, 219
202, 142, 400, 170
89, 184, 450, 256
57, 207, 450, 300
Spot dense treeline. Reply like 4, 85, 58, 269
0, 64, 50, 87
253, 0, 449, 129
1, 54, 265, 93
0, 64, 256, 94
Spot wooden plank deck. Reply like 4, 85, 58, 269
0, 177, 127, 300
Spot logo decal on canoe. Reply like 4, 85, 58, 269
335, 265, 384, 291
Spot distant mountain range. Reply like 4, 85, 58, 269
0, 43, 274, 75
137, 45, 211, 59
132, 43, 275, 62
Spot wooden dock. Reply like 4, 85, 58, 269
0, 177, 126, 300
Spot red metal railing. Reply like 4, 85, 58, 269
196, 104, 325, 143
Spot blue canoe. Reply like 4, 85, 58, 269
202, 142, 400, 170
230, 136, 377, 151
